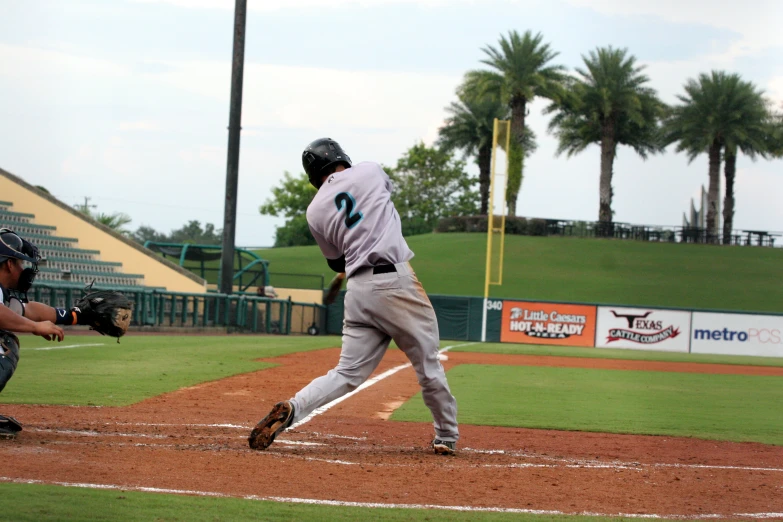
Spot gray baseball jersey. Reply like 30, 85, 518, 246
306, 161, 413, 277
287, 161, 459, 444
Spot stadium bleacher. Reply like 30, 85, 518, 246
0, 200, 153, 289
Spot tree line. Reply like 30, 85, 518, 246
73, 200, 223, 245
262, 29, 783, 247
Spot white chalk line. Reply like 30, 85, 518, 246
21, 422, 783, 474
21, 429, 783, 475
288, 342, 476, 430
0, 476, 780, 519
466, 449, 783, 474
31, 343, 105, 351
111, 422, 249, 429
28, 428, 170, 440
103, 423, 368, 441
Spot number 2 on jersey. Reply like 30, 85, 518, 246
334, 192, 363, 229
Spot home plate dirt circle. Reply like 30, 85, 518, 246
1, 348, 782, 519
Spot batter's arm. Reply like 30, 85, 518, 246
326, 255, 346, 273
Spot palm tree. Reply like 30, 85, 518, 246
95, 212, 133, 235
467, 30, 566, 215
772, 105, 783, 158
75, 202, 133, 236
505, 128, 538, 214
546, 47, 666, 226
437, 84, 509, 215
662, 71, 769, 242
719, 82, 770, 243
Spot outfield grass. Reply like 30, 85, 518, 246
393, 364, 783, 445
4, 336, 781, 407
2, 336, 777, 520
256, 234, 783, 313
451, 341, 783, 367
0, 483, 644, 522
0, 335, 338, 406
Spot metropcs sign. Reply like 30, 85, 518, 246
691, 312, 783, 357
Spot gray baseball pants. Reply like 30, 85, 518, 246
289, 262, 459, 442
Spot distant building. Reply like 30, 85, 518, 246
682, 185, 720, 231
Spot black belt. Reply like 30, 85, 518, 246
372, 264, 396, 274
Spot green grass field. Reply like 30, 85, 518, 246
1, 335, 338, 406
393, 364, 783, 445
2, 335, 782, 519
6, 335, 782, 407
0, 482, 640, 522
256, 234, 783, 312
452, 341, 783, 367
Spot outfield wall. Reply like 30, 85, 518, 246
326, 294, 783, 358
499, 300, 783, 357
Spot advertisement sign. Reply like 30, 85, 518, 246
501, 301, 597, 346
691, 312, 783, 357
595, 307, 691, 352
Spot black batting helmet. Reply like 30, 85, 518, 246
302, 138, 352, 188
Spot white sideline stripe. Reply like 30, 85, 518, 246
105, 423, 368, 441
277, 441, 325, 447
38, 438, 783, 475
288, 342, 476, 430
28, 428, 170, 440
28, 423, 783, 474
461, 448, 783, 473
0, 476, 781, 519
112, 423, 249, 429
31, 343, 105, 351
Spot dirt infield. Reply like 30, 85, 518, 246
1, 348, 782, 519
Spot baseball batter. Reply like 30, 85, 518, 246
249, 138, 459, 455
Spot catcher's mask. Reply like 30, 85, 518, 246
0, 228, 41, 294
302, 138, 352, 189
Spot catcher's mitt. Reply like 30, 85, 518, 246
323, 272, 345, 305
74, 289, 132, 342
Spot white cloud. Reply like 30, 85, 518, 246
766, 77, 783, 105
118, 120, 162, 131
565, 0, 783, 56
131, 0, 462, 11
61, 145, 95, 175
155, 60, 462, 132
0, 43, 129, 82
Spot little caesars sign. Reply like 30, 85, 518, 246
501, 302, 597, 347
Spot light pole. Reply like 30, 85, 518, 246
219, 0, 248, 295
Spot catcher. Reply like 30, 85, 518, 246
0, 228, 131, 438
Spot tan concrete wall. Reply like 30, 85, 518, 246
0, 168, 206, 293
275, 288, 323, 304
207, 284, 324, 304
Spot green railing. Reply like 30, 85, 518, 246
31, 284, 327, 335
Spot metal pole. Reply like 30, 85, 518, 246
219, 0, 248, 295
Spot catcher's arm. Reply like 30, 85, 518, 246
26, 301, 85, 327
324, 272, 345, 305
0, 302, 64, 341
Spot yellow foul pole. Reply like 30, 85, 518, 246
483, 118, 500, 300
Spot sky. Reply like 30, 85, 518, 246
1, 0, 782, 246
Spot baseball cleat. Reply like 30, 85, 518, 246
432, 438, 456, 456
248, 401, 295, 450
0, 415, 22, 440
